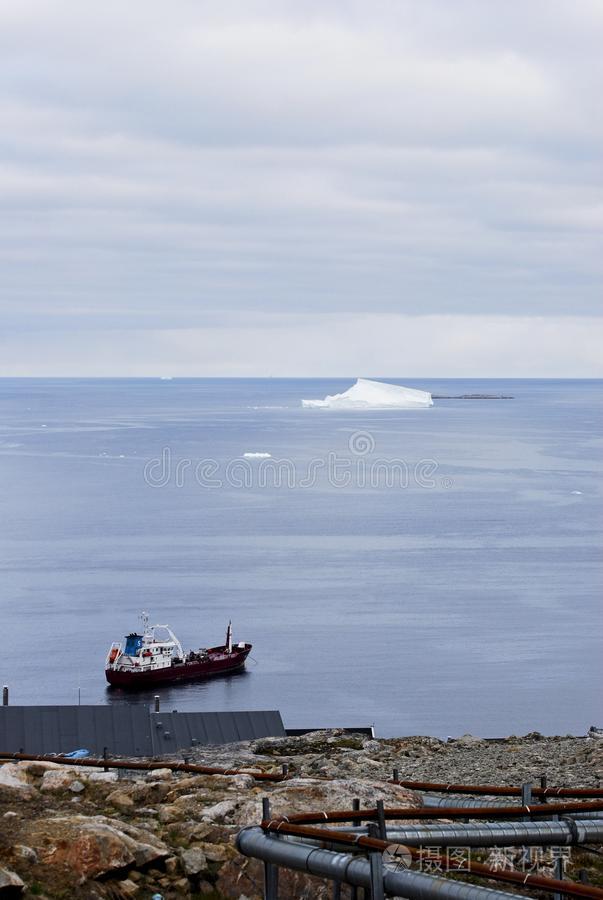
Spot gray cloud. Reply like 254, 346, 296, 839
1, 315, 601, 378
0, 1, 601, 372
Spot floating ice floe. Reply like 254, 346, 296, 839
302, 378, 433, 410
571, 490, 583, 495
243, 452, 272, 459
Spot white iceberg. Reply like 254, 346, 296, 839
243, 452, 272, 459
302, 378, 433, 410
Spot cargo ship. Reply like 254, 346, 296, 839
105, 613, 251, 688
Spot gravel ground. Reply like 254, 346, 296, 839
184, 729, 603, 790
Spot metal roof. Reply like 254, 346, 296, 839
149, 709, 285, 755
0, 706, 285, 757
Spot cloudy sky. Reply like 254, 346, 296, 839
1, 0, 601, 376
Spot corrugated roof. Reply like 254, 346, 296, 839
149, 709, 286, 754
0, 706, 285, 757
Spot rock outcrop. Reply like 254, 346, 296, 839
0, 730, 600, 898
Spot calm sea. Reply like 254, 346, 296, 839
0, 378, 601, 737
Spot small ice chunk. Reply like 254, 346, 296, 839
571, 490, 583, 495
243, 452, 272, 459
302, 378, 433, 409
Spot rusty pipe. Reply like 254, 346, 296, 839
391, 779, 603, 799
0, 750, 284, 781
263, 799, 603, 825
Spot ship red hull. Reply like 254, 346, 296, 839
105, 644, 251, 689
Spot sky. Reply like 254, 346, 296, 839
1, 0, 602, 376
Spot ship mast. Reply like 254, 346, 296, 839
226, 620, 232, 653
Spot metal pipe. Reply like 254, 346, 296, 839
265, 799, 603, 825
522, 783, 533, 825
237, 827, 519, 900
367, 823, 385, 900
421, 794, 603, 819
375, 799, 386, 840
325, 819, 603, 847
423, 793, 521, 809
0, 750, 284, 781
260, 822, 603, 900
351, 798, 360, 899
392, 779, 603, 800
554, 854, 565, 900
542, 775, 549, 804
262, 798, 279, 899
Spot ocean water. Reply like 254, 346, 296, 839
0, 378, 601, 738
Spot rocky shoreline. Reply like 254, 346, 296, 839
0, 730, 601, 899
